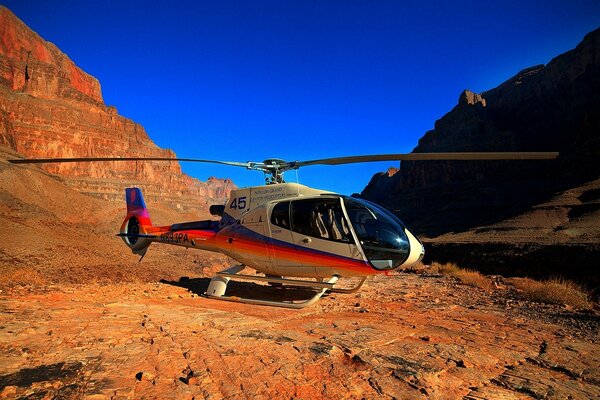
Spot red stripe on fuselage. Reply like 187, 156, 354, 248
230, 233, 374, 275
145, 224, 376, 276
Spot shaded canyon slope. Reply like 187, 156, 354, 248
0, 145, 232, 286
361, 28, 600, 286
0, 6, 234, 214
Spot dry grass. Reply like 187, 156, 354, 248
434, 262, 593, 309
434, 262, 493, 290
402, 261, 429, 274
0, 268, 48, 288
512, 277, 592, 309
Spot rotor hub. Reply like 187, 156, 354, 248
253, 159, 298, 184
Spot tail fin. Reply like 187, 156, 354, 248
126, 188, 151, 221
119, 188, 154, 256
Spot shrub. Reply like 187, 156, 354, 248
512, 277, 592, 309
435, 262, 492, 290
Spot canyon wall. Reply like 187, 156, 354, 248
360, 27, 600, 288
0, 6, 234, 213
362, 27, 600, 237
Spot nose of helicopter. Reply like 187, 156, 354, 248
404, 228, 425, 267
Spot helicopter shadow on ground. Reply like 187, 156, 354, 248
160, 276, 330, 303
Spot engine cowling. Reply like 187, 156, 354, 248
210, 204, 225, 216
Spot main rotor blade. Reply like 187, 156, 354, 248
8, 157, 251, 168
296, 152, 559, 167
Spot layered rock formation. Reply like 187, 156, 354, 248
0, 6, 234, 211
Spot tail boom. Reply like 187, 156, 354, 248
119, 188, 222, 256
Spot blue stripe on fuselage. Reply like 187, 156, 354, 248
232, 223, 368, 266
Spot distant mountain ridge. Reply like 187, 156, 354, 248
0, 6, 234, 212
360, 27, 600, 289
361, 27, 600, 237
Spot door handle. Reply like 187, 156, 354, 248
302, 237, 312, 244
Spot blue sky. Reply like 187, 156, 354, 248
5, 1, 600, 194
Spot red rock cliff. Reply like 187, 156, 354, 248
0, 6, 235, 212
0, 7, 102, 104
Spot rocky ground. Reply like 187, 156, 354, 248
2, 157, 598, 400
1, 270, 598, 400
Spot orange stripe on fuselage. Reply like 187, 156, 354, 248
145, 225, 377, 276
230, 234, 375, 275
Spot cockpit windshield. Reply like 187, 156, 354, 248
343, 197, 410, 270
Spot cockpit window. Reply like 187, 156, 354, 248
271, 201, 290, 229
290, 198, 354, 243
343, 197, 410, 269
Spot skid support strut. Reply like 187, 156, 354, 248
204, 265, 348, 309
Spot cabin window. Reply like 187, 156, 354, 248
290, 198, 353, 243
271, 201, 291, 229
343, 197, 410, 270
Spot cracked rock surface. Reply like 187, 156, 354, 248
1, 273, 598, 399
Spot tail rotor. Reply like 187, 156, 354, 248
118, 188, 155, 257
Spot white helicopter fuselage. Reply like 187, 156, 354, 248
121, 183, 425, 279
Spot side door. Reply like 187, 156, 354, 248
289, 198, 364, 278
234, 206, 274, 274
267, 201, 304, 275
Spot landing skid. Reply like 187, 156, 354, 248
204, 265, 366, 309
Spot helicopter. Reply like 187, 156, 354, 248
9, 152, 558, 308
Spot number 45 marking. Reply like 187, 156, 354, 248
229, 196, 247, 210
